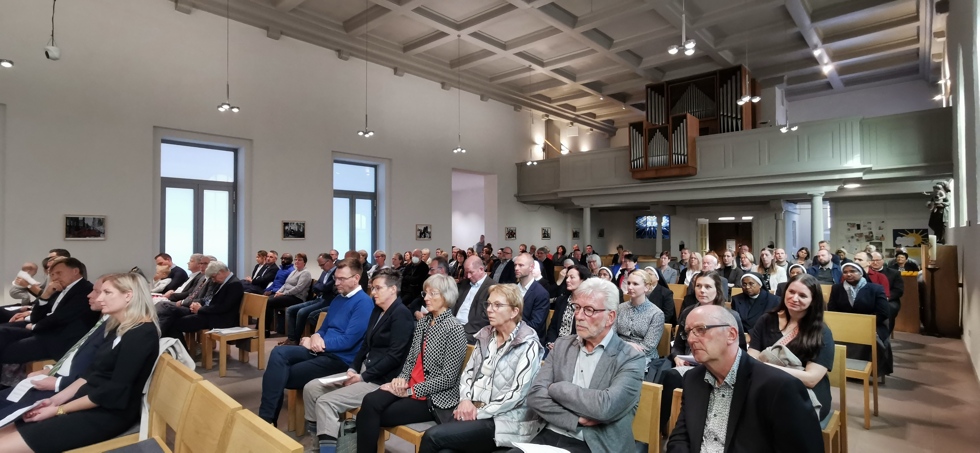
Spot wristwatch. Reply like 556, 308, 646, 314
56, 406, 67, 416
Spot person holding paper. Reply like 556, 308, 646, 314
509, 278, 644, 453
666, 305, 823, 453
0, 276, 109, 420
258, 258, 373, 425
418, 283, 544, 452
0, 272, 160, 453
355, 274, 467, 453
302, 268, 414, 453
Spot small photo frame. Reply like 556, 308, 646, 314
504, 227, 517, 240
572, 229, 580, 240
416, 224, 432, 240
598, 228, 605, 238
541, 227, 551, 240
282, 221, 306, 240
65, 215, 106, 240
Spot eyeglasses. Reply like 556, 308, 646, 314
369, 285, 388, 292
335, 274, 358, 282
569, 303, 609, 317
421, 291, 441, 299
486, 302, 510, 311
680, 324, 730, 340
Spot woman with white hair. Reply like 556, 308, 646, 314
356, 274, 467, 452
0, 273, 160, 453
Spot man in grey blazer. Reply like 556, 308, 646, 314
454, 256, 496, 343
512, 278, 645, 453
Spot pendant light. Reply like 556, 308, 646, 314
216, 0, 239, 113
668, 0, 696, 56
737, 24, 761, 106
357, 0, 375, 137
452, 35, 466, 153
779, 75, 798, 133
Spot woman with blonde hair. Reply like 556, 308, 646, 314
0, 273, 160, 453
682, 252, 702, 286
419, 284, 543, 451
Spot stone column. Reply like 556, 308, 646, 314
775, 210, 785, 249
583, 206, 592, 252
810, 193, 824, 252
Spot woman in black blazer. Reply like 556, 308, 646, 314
544, 265, 591, 349
356, 274, 467, 452
827, 262, 892, 376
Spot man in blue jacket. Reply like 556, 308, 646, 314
264, 253, 295, 295
807, 249, 842, 285
258, 258, 374, 425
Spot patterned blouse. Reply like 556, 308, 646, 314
615, 299, 665, 360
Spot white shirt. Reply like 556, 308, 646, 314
51, 278, 82, 313
175, 271, 200, 293
456, 275, 486, 324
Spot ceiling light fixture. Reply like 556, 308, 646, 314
779, 75, 799, 133
560, 144, 570, 155
718, 217, 736, 221
357, 0, 374, 137
668, 0, 696, 56
933, 94, 944, 101
822, 64, 834, 74
216, 0, 240, 113
842, 183, 861, 189
737, 24, 761, 106
812, 48, 822, 57
741, 216, 754, 220
0, 59, 13, 69
44, 0, 61, 61
452, 35, 466, 154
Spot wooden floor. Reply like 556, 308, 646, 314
204, 332, 980, 453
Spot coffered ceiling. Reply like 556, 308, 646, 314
173, 0, 944, 133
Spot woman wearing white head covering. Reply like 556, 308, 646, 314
826, 262, 892, 377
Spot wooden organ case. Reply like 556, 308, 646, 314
629, 66, 756, 180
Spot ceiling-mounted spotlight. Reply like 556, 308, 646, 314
217, 0, 240, 113
599, 95, 605, 100
543, 114, 550, 120
842, 183, 861, 189
622, 104, 627, 110
0, 59, 13, 68
525, 160, 538, 166
933, 94, 944, 101
453, 146, 466, 154
779, 125, 799, 133
560, 144, 570, 155
668, 45, 679, 55
588, 128, 594, 134
568, 122, 574, 127
822, 64, 834, 74
812, 48, 822, 57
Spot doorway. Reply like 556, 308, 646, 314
708, 222, 752, 257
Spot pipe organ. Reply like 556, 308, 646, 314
631, 66, 756, 180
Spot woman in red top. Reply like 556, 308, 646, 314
355, 274, 467, 453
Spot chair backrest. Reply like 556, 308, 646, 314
219, 410, 303, 453
147, 354, 203, 438
240, 293, 269, 326
314, 311, 327, 331
546, 309, 555, 332
823, 312, 876, 346
731, 287, 743, 297
821, 285, 832, 303
174, 381, 243, 453
632, 382, 663, 444
658, 323, 673, 358
828, 344, 847, 410
668, 388, 683, 436
668, 283, 688, 297
461, 344, 475, 373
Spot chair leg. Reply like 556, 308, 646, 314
258, 338, 266, 370
218, 340, 228, 377
871, 373, 879, 417
377, 430, 386, 453
862, 378, 870, 430
202, 333, 213, 371
841, 416, 848, 453
294, 394, 305, 437
286, 390, 296, 433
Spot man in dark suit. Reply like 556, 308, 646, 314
871, 252, 904, 335
491, 247, 517, 284
244, 251, 279, 294
454, 256, 496, 343
0, 257, 98, 364
534, 247, 556, 287
515, 253, 550, 339
668, 305, 823, 453
173, 260, 245, 335
156, 252, 189, 294
0, 275, 109, 419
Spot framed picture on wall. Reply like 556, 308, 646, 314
282, 221, 306, 240
598, 228, 605, 238
64, 215, 106, 240
572, 229, 580, 240
541, 227, 551, 240
504, 227, 517, 240
416, 224, 432, 240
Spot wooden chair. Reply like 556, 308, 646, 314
632, 382, 664, 452
67, 354, 203, 453
286, 311, 329, 435
658, 323, 673, 358
823, 312, 877, 430
667, 388, 683, 437
220, 410, 304, 453
207, 293, 269, 377
27, 359, 55, 373
821, 285, 833, 303
823, 344, 848, 453
379, 345, 475, 452
302, 309, 328, 338
185, 329, 213, 370
546, 309, 555, 332
730, 287, 743, 297
174, 381, 243, 453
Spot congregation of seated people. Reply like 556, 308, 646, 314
0, 238, 911, 452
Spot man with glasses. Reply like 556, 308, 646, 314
282, 253, 338, 346
730, 273, 779, 331
454, 256, 496, 343
258, 258, 374, 425
514, 278, 644, 453
667, 305, 822, 452
367, 250, 388, 280
870, 252, 904, 335
491, 246, 517, 284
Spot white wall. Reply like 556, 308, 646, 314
451, 171, 485, 249
0, 0, 570, 301
789, 79, 938, 123
830, 198, 931, 255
